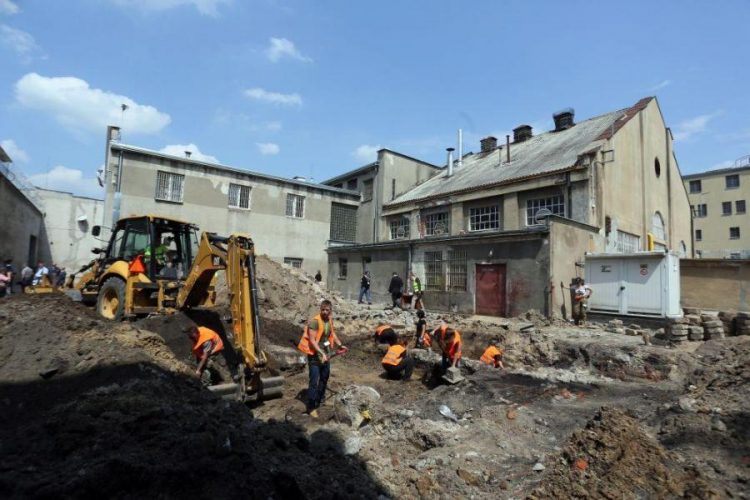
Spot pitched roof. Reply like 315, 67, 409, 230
386, 97, 654, 207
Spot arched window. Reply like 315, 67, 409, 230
651, 212, 666, 241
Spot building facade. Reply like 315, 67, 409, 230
102, 128, 360, 276
682, 158, 750, 259
326, 97, 693, 318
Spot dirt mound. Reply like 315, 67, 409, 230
529, 407, 717, 499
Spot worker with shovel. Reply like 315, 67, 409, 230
188, 326, 224, 385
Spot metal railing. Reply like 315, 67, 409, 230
0, 161, 44, 211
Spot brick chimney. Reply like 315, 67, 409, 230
480, 136, 498, 152
553, 108, 575, 131
513, 125, 532, 142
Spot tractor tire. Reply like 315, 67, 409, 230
97, 278, 126, 321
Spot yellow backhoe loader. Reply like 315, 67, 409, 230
67, 214, 283, 402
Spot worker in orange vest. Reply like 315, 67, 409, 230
374, 323, 399, 345
436, 327, 462, 372
297, 299, 345, 418
480, 345, 505, 369
381, 338, 414, 381
188, 326, 224, 379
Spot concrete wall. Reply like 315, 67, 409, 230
104, 146, 359, 277
680, 259, 750, 312
35, 189, 104, 272
0, 172, 51, 289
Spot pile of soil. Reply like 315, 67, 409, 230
529, 407, 717, 499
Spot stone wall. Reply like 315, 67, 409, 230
680, 259, 750, 312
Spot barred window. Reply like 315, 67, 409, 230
424, 212, 449, 236
526, 195, 564, 225
338, 258, 347, 278
447, 250, 467, 291
283, 257, 303, 269
424, 251, 443, 290
286, 194, 305, 218
228, 183, 251, 209
469, 205, 500, 232
689, 180, 701, 193
726, 174, 740, 189
389, 217, 410, 240
347, 179, 358, 190
155, 171, 185, 203
615, 230, 640, 253
330, 203, 357, 242
363, 179, 374, 201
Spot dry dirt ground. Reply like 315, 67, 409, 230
0, 258, 747, 499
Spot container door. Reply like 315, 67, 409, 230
623, 258, 662, 315
587, 259, 622, 313
475, 264, 506, 316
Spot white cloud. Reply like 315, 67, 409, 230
15, 73, 171, 136
0, 1, 19, 15
29, 165, 103, 198
243, 87, 302, 107
110, 0, 230, 17
1, 25, 41, 63
352, 144, 382, 163
266, 121, 282, 131
0, 139, 29, 163
673, 111, 721, 142
266, 37, 312, 63
159, 143, 219, 163
649, 80, 672, 92
256, 142, 279, 155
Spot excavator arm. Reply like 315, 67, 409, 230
176, 231, 282, 401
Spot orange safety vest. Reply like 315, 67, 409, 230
480, 346, 504, 365
382, 344, 406, 366
444, 330, 462, 360
421, 331, 432, 348
297, 314, 335, 355
192, 327, 224, 358
375, 325, 392, 337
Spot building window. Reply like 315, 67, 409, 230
726, 174, 740, 189
363, 179, 374, 201
155, 171, 185, 203
469, 205, 500, 232
526, 195, 564, 225
695, 229, 702, 241
615, 230, 641, 253
424, 212, 449, 236
730, 227, 740, 239
389, 217, 410, 240
737, 200, 746, 214
347, 179, 358, 190
689, 180, 701, 193
285, 194, 305, 218
722, 201, 732, 216
338, 258, 347, 278
651, 212, 666, 241
330, 203, 357, 242
447, 250, 467, 291
228, 183, 251, 209
654, 157, 661, 178
424, 251, 443, 290
694, 204, 707, 218
283, 257, 303, 269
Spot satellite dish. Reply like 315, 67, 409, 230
534, 208, 552, 224
76, 214, 88, 222
433, 222, 446, 236
396, 227, 406, 239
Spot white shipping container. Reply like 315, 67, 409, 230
584, 251, 681, 318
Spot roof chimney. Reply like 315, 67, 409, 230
446, 147, 455, 177
184, 151, 192, 158
553, 108, 575, 131
480, 136, 497, 153
513, 124, 533, 142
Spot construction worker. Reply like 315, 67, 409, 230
436, 327, 462, 372
381, 338, 414, 382
571, 278, 593, 325
187, 325, 224, 380
374, 323, 398, 345
480, 345, 505, 369
410, 272, 424, 310
414, 310, 430, 348
297, 299, 345, 418
145, 236, 172, 269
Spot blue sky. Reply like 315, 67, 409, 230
1, 0, 749, 198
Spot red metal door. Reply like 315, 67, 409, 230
475, 264, 506, 316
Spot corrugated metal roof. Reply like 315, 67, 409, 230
386, 105, 639, 207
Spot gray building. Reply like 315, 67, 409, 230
102, 127, 360, 276
325, 97, 692, 318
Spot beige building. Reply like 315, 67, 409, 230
683, 159, 750, 259
326, 96, 693, 317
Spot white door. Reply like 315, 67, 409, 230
587, 259, 622, 313
623, 259, 662, 315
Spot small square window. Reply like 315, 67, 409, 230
285, 194, 305, 218
736, 200, 746, 214
347, 179, 358, 190
722, 201, 732, 216
283, 257, 303, 269
228, 183, 251, 209
729, 227, 740, 239
695, 229, 702, 241
726, 174, 740, 189
689, 180, 702, 193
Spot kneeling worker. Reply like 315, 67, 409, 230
374, 323, 398, 346
188, 326, 224, 378
437, 328, 462, 372
480, 345, 505, 369
381, 338, 414, 381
